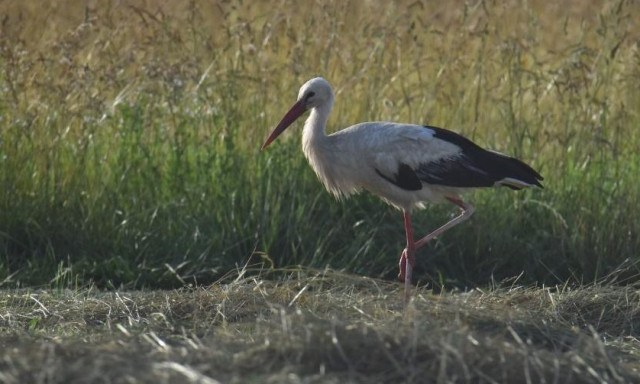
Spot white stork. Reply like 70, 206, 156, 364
262, 77, 543, 303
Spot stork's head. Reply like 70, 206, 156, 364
297, 77, 334, 109
261, 77, 334, 150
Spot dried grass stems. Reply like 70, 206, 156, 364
1, 268, 639, 383
0, 0, 639, 288
0, 2, 639, 381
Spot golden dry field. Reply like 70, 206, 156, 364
1, 0, 640, 382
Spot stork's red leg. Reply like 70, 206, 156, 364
399, 210, 416, 304
414, 197, 474, 250
398, 211, 415, 280
398, 197, 475, 297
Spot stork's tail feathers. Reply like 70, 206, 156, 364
489, 151, 544, 190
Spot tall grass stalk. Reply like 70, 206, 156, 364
0, 0, 638, 288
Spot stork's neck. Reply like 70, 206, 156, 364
302, 100, 333, 153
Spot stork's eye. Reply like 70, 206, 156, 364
306, 91, 316, 100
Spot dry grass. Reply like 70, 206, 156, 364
1, 269, 639, 383
1, 2, 639, 381
1, 0, 639, 287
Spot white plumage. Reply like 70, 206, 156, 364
262, 77, 543, 303
308, 122, 469, 208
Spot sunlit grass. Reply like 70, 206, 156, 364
0, 0, 639, 288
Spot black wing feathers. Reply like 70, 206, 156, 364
420, 126, 543, 189
428, 126, 483, 151
417, 151, 543, 189
374, 126, 543, 191
375, 163, 422, 191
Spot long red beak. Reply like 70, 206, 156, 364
261, 100, 307, 150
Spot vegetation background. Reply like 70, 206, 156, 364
1, 0, 639, 289
0, 0, 639, 382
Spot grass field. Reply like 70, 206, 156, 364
0, 0, 639, 382
0, 0, 638, 288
